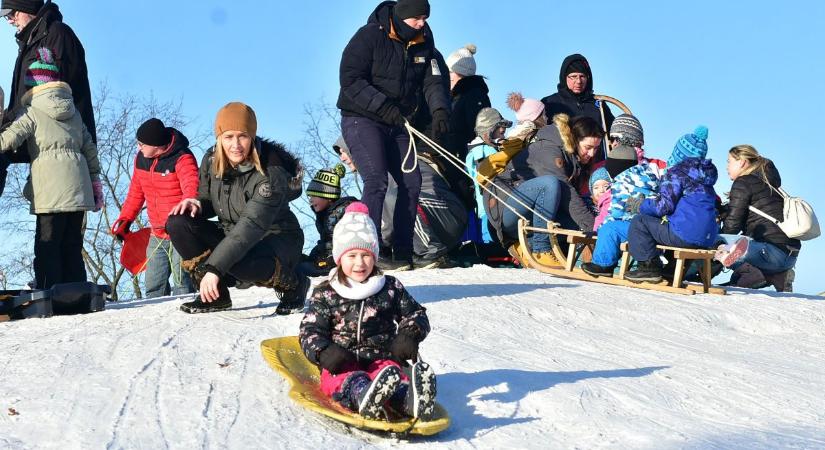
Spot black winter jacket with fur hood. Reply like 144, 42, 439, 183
197, 138, 303, 275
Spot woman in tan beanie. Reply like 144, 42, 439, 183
167, 102, 310, 315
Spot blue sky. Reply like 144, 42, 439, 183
2, 1, 824, 294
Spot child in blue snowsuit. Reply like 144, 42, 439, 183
624, 126, 720, 283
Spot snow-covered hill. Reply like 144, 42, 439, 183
1, 266, 824, 449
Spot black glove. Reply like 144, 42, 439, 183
431, 108, 450, 140
377, 102, 405, 127
390, 332, 419, 363
625, 196, 644, 215
319, 344, 356, 374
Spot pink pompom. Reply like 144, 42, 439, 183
345, 201, 370, 215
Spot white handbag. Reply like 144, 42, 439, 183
749, 185, 820, 241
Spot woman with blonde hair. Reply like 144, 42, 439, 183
167, 102, 309, 313
716, 145, 799, 291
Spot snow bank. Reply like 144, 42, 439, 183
1, 266, 824, 449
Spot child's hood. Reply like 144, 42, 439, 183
21, 81, 76, 122
674, 157, 718, 188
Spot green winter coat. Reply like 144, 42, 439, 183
0, 81, 100, 214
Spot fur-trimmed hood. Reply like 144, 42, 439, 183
256, 137, 304, 201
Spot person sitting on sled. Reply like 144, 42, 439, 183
624, 126, 719, 283
298, 163, 357, 277
299, 202, 437, 420
588, 167, 612, 231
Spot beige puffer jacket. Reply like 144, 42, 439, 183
0, 81, 100, 214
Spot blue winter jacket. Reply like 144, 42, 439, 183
639, 157, 719, 247
606, 164, 661, 224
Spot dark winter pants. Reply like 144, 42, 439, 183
628, 214, 695, 262
342, 116, 421, 257
34, 212, 87, 289
166, 215, 292, 284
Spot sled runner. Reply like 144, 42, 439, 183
260, 336, 450, 437
517, 219, 726, 295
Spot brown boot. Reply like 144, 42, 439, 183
507, 243, 530, 268
180, 249, 212, 286
532, 251, 563, 268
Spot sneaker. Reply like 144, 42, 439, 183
356, 365, 403, 419
275, 274, 310, 315
414, 255, 452, 270
180, 283, 232, 314
376, 256, 414, 271
718, 238, 749, 268
581, 262, 615, 277
404, 361, 437, 420
624, 259, 663, 283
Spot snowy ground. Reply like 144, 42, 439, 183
1, 266, 824, 449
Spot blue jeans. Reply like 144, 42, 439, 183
592, 220, 630, 266
717, 234, 797, 274
502, 176, 562, 253
145, 235, 193, 298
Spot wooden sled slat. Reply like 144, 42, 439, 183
518, 219, 726, 296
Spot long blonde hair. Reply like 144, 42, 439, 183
211, 136, 264, 179
729, 144, 770, 184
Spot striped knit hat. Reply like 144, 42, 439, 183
307, 163, 346, 199
25, 47, 60, 87
609, 114, 644, 148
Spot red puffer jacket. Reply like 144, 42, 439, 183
119, 128, 199, 238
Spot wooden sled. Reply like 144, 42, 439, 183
260, 336, 450, 437
517, 219, 726, 296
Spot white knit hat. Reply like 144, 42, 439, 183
446, 44, 477, 76
332, 202, 380, 264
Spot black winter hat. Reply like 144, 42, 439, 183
136, 118, 172, 147
393, 0, 430, 19
0, 0, 44, 16
565, 58, 590, 76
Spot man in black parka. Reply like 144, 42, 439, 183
1, 0, 95, 196
541, 54, 613, 164
337, 0, 451, 270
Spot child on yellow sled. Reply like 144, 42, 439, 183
299, 202, 436, 420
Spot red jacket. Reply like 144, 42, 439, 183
119, 129, 199, 238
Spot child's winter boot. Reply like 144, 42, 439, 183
581, 262, 615, 277
353, 365, 403, 419
403, 361, 437, 420
625, 259, 664, 283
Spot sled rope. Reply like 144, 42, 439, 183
133, 236, 167, 276
403, 122, 552, 224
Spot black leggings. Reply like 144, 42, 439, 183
166, 215, 277, 283
34, 212, 87, 289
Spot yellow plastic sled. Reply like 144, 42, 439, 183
261, 336, 450, 436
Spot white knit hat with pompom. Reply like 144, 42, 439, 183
446, 44, 477, 76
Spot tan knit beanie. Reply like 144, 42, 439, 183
214, 102, 257, 138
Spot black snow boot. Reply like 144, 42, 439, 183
403, 361, 437, 420
353, 365, 403, 419
377, 248, 414, 272
721, 262, 768, 289
765, 269, 794, 293
624, 259, 664, 283
275, 273, 310, 315
581, 262, 616, 277
180, 282, 232, 313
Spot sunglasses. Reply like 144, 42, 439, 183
2, 10, 16, 20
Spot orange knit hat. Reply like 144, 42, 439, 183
214, 102, 257, 138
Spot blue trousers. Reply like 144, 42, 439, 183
342, 115, 421, 256
144, 235, 193, 298
628, 215, 694, 262
592, 220, 630, 266
717, 234, 797, 274
502, 176, 562, 253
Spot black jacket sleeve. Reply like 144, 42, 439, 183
196, 152, 216, 219
722, 178, 751, 235
207, 167, 290, 275
46, 23, 96, 142
422, 48, 451, 115
339, 27, 388, 118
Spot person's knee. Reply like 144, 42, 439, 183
165, 215, 190, 239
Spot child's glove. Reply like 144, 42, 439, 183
92, 180, 104, 212
110, 218, 132, 241
625, 196, 643, 215
390, 332, 419, 363
319, 344, 356, 374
